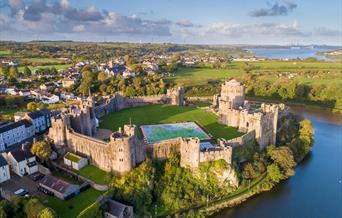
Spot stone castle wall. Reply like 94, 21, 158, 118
64, 125, 142, 175
199, 147, 232, 164
217, 79, 279, 150
223, 130, 256, 147
150, 137, 182, 160
95, 88, 184, 118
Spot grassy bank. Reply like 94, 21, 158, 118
45, 188, 103, 218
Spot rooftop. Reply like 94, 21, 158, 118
64, 152, 81, 162
39, 175, 77, 194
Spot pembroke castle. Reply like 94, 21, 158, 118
48, 80, 284, 176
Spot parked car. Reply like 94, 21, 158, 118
30, 172, 45, 181
14, 188, 30, 197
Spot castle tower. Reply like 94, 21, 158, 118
69, 97, 97, 137
180, 138, 200, 169
110, 125, 137, 174
167, 87, 185, 106
48, 115, 67, 148
219, 79, 245, 110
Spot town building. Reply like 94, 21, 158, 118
38, 175, 80, 200
6, 149, 38, 177
25, 108, 52, 133
103, 198, 134, 218
63, 152, 88, 170
0, 121, 35, 151
0, 154, 10, 183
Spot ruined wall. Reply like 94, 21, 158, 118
199, 147, 232, 165
151, 138, 182, 160
95, 94, 167, 118
223, 130, 255, 147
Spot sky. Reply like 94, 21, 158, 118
0, 0, 341, 45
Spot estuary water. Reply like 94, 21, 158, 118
213, 106, 342, 218
248, 48, 330, 60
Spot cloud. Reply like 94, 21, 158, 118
313, 27, 342, 36
1, 0, 172, 37
176, 19, 194, 28
249, 2, 297, 17
206, 21, 307, 37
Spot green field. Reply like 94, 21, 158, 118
168, 60, 342, 88
78, 165, 109, 185
45, 188, 103, 218
21, 57, 68, 63
99, 104, 242, 140
0, 50, 11, 55
18, 64, 71, 72
167, 68, 240, 87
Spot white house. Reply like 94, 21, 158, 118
0, 121, 35, 151
6, 150, 38, 177
25, 108, 51, 133
19, 90, 31, 97
122, 70, 136, 78
0, 154, 10, 183
64, 152, 88, 170
41, 94, 59, 104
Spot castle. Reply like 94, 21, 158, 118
214, 79, 281, 150
48, 80, 282, 176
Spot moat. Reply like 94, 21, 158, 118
213, 106, 342, 218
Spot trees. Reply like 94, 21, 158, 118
24, 198, 45, 218
31, 141, 52, 162
27, 102, 46, 111
38, 208, 58, 218
23, 66, 32, 77
267, 163, 285, 183
8, 66, 19, 79
267, 145, 296, 177
97, 72, 106, 82
79, 70, 93, 95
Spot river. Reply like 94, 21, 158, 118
213, 106, 342, 218
248, 48, 330, 60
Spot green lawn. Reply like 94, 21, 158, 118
99, 104, 242, 140
45, 188, 103, 218
78, 165, 109, 185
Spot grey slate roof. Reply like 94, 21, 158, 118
39, 175, 74, 194
0, 155, 8, 167
27, 108, 51, 119
0, 120, 28, 134
9, 149, 34, 162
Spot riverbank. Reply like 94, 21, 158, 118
245, 96, 342, 114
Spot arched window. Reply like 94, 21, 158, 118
246, 122, 249, 128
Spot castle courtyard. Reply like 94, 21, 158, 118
99, 104, 243, 142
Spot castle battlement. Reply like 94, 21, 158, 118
216, 79, 281, 150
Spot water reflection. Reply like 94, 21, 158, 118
212, 106, 342, 218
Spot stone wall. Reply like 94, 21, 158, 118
199, 147, 232, 164
150, 137, 182, 160
62, 125, 140, 175
222, 130, 255, 147
95, 89, 184, 118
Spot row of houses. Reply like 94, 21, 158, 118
0, 149, 38, 184
0, 109, 51, 152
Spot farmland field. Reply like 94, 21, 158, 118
18, 64, 71, 72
